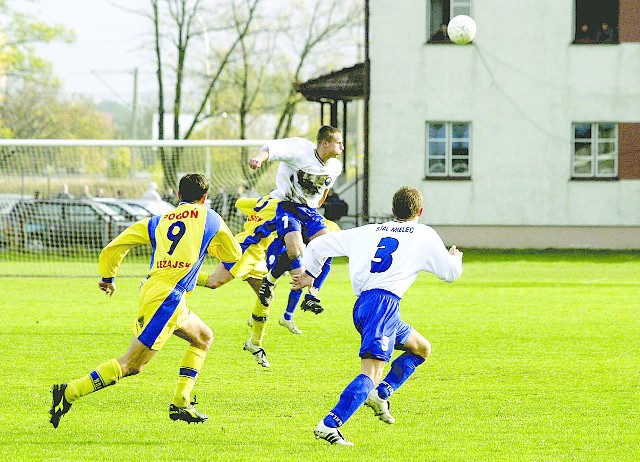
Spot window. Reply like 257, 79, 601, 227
572, 122, 618, 178
427, 0, 472, 43
426, 122, 471, 178
574, 0, 619, 44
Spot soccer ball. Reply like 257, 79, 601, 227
447, 15, 477, 44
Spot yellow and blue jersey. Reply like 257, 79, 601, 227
100, 202, 241, 291
99, 201, 241, 350
219, 196, 280, 279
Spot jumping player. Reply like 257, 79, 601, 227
248, 126, 343, 312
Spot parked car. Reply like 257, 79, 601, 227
0, 196, 22, 247
94, 198, 151, 222
5, 199, 130, 251
120, 199, 175, 216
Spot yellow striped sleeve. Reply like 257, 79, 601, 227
207, 219, 241, 263
98, 218, 151, 279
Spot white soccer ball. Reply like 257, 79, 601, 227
447, 15, 477, 44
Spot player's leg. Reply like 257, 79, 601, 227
298, 220, 332, 314
377, 327, 430, 398
259, 209, 304, 306
366, 324, 430, 424
315, 357, 384, 445
50, 284, 177, 429
50, 337, 155, 428
315, 290, 395, 445
243, 276, 270, 367
299, 257, 332, 315
170, 311, 213, 423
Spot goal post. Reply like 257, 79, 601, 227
0, 139, 273, 277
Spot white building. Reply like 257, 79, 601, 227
367, 0, 640, 249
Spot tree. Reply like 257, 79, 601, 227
0, 0, 74, 136
131, 0, 362, 188
0, 79, 115, 139
272, 0, 363, 139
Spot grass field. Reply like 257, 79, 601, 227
2, 251, 639, 461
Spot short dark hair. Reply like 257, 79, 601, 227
392, 186, 423, 220
178, 173, 209, 202
317, 125, 341, 144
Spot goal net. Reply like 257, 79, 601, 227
0, 139, 274, 277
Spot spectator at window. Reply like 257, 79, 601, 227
574, 23, 594, 44
595, 22, 615, 44
429, 23, 450, 43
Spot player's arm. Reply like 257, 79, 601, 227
248, 145, 270, 170
235, 196, 260, 215
291, 230, 352, 290
98, 218, 151, 296
423, 229, 463, 282
206, 219, 241, 263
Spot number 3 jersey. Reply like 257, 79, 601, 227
99, 202, 241, 292
264, 137, 342, 208
301, 219, 463, 298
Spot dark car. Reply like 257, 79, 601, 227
6, 199, 130, 251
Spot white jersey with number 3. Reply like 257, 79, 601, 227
301, 219, 463, 297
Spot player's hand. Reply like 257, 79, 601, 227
99, 281, 116, 297
291, 272, 314, 290
248, 157, 262, 170
449, 245, 463, 258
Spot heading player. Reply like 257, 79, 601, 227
292, 186, 463, 445
248, 126, 343, 312
49, 173, 241, 428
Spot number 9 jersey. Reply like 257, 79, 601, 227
99, 202, 241, 292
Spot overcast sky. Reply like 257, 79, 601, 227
23, 0, 155, 105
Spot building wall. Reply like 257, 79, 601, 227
367, 1, 640, 247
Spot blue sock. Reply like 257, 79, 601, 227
323, 374, 374, 428
377, 352, 425, 399
284, 289, 302, 320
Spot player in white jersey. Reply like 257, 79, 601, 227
292, 186, 463, 446
248, 126, 343, 312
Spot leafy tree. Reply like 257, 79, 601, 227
0, 0, 74, 136
0, 80, 115, 139
0, 1, 73, 82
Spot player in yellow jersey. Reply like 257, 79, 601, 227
197, 195, 278, 367
196, 194, 337, 367
49, 173, 241, 428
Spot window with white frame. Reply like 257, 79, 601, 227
572, 122, 618, 178
427, 0, 472, 43
426, 122, 471, 178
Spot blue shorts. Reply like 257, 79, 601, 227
276, 201, 326, 242
353, 289, 412, 362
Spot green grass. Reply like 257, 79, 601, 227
2, 252, 639, 461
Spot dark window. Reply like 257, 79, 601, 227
427, 0, 472, 43
574, 0, 619, 44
